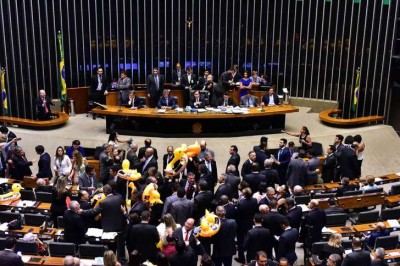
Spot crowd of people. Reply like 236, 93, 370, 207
0, 123, 390, 266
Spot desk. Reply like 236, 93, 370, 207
325, 226, 356, 235
385, 195, 400, 207
336, 193, 386, 209
92, 105, 299, 137
384, 249, 400, 261
352, 221, 392, 233
23, 255, 45, 265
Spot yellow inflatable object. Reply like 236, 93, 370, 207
142, 183, 163, 206
0, 183, 23, 205
117, 159, 142, 181
164, 141, 200, 177
194, 210, 221, 237
93, 193, 106, 221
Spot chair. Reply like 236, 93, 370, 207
16, 240, 38, 255
313, 193, 335, 199
49, 242, 76, 257
20, 189, 36, 201
371, 235, 399, 250
390, 184, 400, 195
0, 211, 21, 223
35, 192, 52, 203
350, 210, 379, 225
24, 213, 48, 226
0, 237, 6, 250
310, 241, 327, 265
380, 207, 400, 220
343, 190, 363, 196
364, 187, 384, 194
173, 96, 179, 106
294, 195, 311, 205
78, 244, 106, 259
341, 239, 353, 250
57, 216, 64, 228
325, 213, 347, 227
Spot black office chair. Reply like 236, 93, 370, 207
0, 211, 21, 223
343, 190, 363, 196
20, 189, 36, 201
310, 241, 327, 265
0, 237, 6, 250
49, 242, 76, 257
380, 207, 400, 220
35, 192, 52, 203
16, 240, 38, 255
325, 213, 348, 227
311, 142, 324, 156
350, 210, 379, 225
370, 235, 399, 250
294, 195, 311, 205
78, 244, 106, 259
364, 187, 384, 194
313, 193, 335, 199
24, 213, 48, 226
390, 184, 400, 195
57, 216, 64, 228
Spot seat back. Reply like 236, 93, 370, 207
20, 189, 36, 201
364, 187, 384, 194
0, 237, 6, 250
57, 216, 64, 228
0, 211, 21, 223
343, 190, 363, 196
313, 193, 335, 199
325, 213, 347, 227
78, 244, 106, 259
16, 240, 38, 255
294, 195, 311, 205
374, 235, 399, 250
357, 210, 379, 224
49, 242, 76, 257
390, 184, 400, 195
172, 96, 179, 106
381, 207, 400, 220
94, 146, 103, 160
35, 192, 52, 203
311, 241, 327, 255
24, 213, 48, 226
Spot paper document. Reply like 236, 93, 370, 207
0, 178, 8, 184
322, 227, 337, 233
387, 219, 400, 228
86, 228, 103, 237
17, 200, 36, 207
102, 232, 118, 240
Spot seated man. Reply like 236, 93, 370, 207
125, 90, 144, 109
189, 90, 207, 108
157, 89, 176, 109
261, 87, 279, 106
217, 92, 235, 107
365, 222, 390, 247
78, 165, 98, 195
240, 89, 258, 107
36, 90, 54, 120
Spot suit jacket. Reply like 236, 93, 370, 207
163, 153, 179, 172
244, 226, 273, 259
286, 158, 307, 188
180, 179, 196, 200
146, 74, 164, 97
36, 96, 54, 120
90, 74, 109, 95
138, 146, 158, 160
172, 69, 185, 84
211, 218, 237, 258
78, 172, 98, 192
37, 152, 52, 179
341, 249, 372, 266
218, 71, 234, 92
99, 151, 112, 182
237, 198, 259, 232
260, 168, 279, 188
255, 150, 270, 169
0, 249, 24, 266
173, 226, 205, 256
261, 93, 280, 105
129, 222, 160, 262
277, 227, 299, 264
63, 209, 87, 244
12, 155, 33, 180
217, 97, 236, 107
300, 208, 326, 243
170, 246, 197, 266
214, 183, 232, 201
226, 153, 240, 171
189, 95, 207, 108
117, 77, 131, 89
180, 73, 198, 89
338, 146, 360, 180
170, 198, 193, 226
240, 95, 259, 107
126, 151, 140, 170
276, 147, 291, 182
209, 83, 224, 107
241, 159, 253, 179
321, 153, 337, 183
324, 206, 345, 215
157, 96, 176, 109
371, 260, 388, 266
124, 96, 145, 108
244, 172, 267, 194
200, 160, 218, 188
162, 193, 178, 215
193, 190, 213, 221
262, 211, 287, 236
225, 173, 241, 199
287, 206, 303, 229
141, 156, 158, 174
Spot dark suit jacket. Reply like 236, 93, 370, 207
341, 249, 372, 266
180, 73, 198, 89
287, 206, 303, 229
0, 249, 24, 266
36, 96, 54, 120
324, 206, 345, 215
157, 96, 177, 109
217, 97, 236, 107
200, 160, 218, 188
172, 69, 185, 84
63, 209, 87, 244
262, 211, 287, 236
170, 246, 197, 266
209, 83, 224, 107
237, 198, 259, 232
225, 174, 241, 199
78, 172, 98, 192
37, 152, 52, 179
261, 93, 280, 105
321, 153, 337, 183
129, 222, 160, 262
260, 168, 279, 188
277, 228, 299, 264
12, 155, 33, 180
214, 183, 232, 201
146, 74, 165, 97
163, 153, 179, 171
241, 159, 253, 179
211, 218, 237, 258
173, 227, 205, 256
138, 146, 158, 160
244, 172, 267, 194
300, 208, 326, 243
189, 95, 207, 108
226, 153, 240, 172
276, 147, 291, 182
126, 151, 140, 170
124, 96, 145, 108
224, 203, 237, 220
170, 198, 193, 226
338, 146, 360, 180
90, 74, 109, 95
141, 156, 158, 174
193, 191, 213, 221
180, 179, 196, 200
244, 226, 273, 260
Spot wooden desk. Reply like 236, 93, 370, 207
92, 105, 299, 136
336, 193, 386, 209
385, 195, 400, 207
67, 87, 89, 114
42, 256, 96, 265
305, 184, 327, 192
37, 202, 51, 211
353, 221, 392, 233
23, 255, 45, 265
0, 111, 68, 128
325, 226, 356, 235
319, 109, 384, 126
384, 249, 400, 261
106, 90, 186, 107
1, 226, 56, 240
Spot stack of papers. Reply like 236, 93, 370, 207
322, 227, 337, 233
102, 232, 118, 240
197, 109, 207, 113
0, 223, 8, 231
157, 109, 166, 113
387, 219, 400, 228
0, 178, 9, 184
298, 204, 310, 212
22, 256, 31, 263
17, 200, 36, 207
86, 228, 103, 237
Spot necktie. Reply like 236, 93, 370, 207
43, 98, 49, 114
155, 76, 159, 89
166, 98, 168, 106
188, 75, 191, 84
178, 71, 181, 80
132, 98, 135, 107
247, 98, 250, 106
224, 101, 227, 106
278, 149, 282, 161
185, 230, 190, 241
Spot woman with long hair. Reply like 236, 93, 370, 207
317, 233, 344, 264
50, 176, 71, 227
71, 150, 87, 184
157, 213, 181, 258
53, 146, 72, 183
103, 250, 121, 266
282, 126, 312, 152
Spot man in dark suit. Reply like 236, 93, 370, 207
212, 206, 237, 266
36, 90, 54, 120
35, 145, 52, 180
90, 67, 109, 105
63, 201, 86, 245
341, 237, 372, 266
260, 160, 279, 189
181, 66, 198, 89
138, 138, 158, 160
129, 211, 160, 263
299, 199, 326, 246
261, 87, 279, 106
241, 151, 256, 179
157, 89, 177, 109
172, 63, 185, 84
225, 165, 241, 199
190, 89, 208, 108
226, 145, 240, 175
255, 143, 270, 169
126, 143, 140, 170
214, 174, 233, 202
173, 218, 206, 262
286, 156, 307, 189
262, 199, 287, 254
207, 76, 224, 107
12, 147, 34, 181
146, 67, 164, 107
170, 241, 197, 266
240, 90, 259, 107
218, 92, 236, 107
197, 69, 210, 90
285, 198, 302, 229
336, 177, 358, 197
0, 126, 17, 142
170, 188, 193, 226
244, 163, 266, 194
163, 145, 178, 171
244, 213, 273, 263
193, 180, 213, 221
277, 218, 299, 265
247, 251, 276, 266
0, 237, 23, 266
321, 145, 337, 183
124, 90, 145, 109
324, 197, 345, 215
220, 195, 236, 220
200, 152, 218, 191
274, 138, 291, 185
334, 134, 345, 181
338, 135, 360, 180
140, 147, 158, 174
78, 165, 98, 194
180, 172, 197, 200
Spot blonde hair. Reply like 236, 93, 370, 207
163, 213, 177, 230
366, 175, 375, 186
328, 233, 342, 248
103, 250, 118, 266
73, 150, 83, 168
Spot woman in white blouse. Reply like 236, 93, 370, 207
53, 146, 72, 183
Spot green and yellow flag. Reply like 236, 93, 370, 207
57, 32, 67, 104
352, 68, 360, 112
1, 68, 8, 116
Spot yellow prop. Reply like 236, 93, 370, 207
126, 182, 137, 207
142, 183, 163, 206
0, 183, 23, 205
93, 193, 106, 221
117, 159, 142, 181
194, 210, 221, 237
164, 141, 201, 177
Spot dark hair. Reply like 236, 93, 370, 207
328, 145, 336, 153
344, 135, 354, 145
251, 162, 260, 172
230, 145, 238, 153
103, 185, 112, 195
285, 197, 295, 207
72, 140, 81, 145
353, 134, 362, 143
141, 210, 151, 221
85, 165, 94, 173
145, 138, 152, 146
5, 237, 17, 249
302, 126, 310, 135
288, 141, 295, 147
120, 70, 128, 75
224, 91, 230, 96
254, 213, 263, 224
268, 199, 278, 209
258, 181, 268, 194
108, 131, 117, 142
35, 145, 45, 154
0, 126, 9, 134
175, 240, 186, 254
198, 180, 208, 191
177, 187, 186, 198
327, 197, 336, 206
336, 134, 344, 142
307, 149, 318, 157
172, 182, 180, 192
260, 136, 268, 144
280, 138, 288, 145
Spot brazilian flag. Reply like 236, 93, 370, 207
57, 32, 67, 104
352, 68, 360, 112
1, 68, 8, 116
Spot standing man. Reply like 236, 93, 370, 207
126, 143, 140, 170
181, 66, 198, 102
226, 145, 240, 175
90, 67, 109, 104
241, 151, 256, 179
341, 237, 371, 266
244, 214, 273, 262
117, 70, 132, 105
198, 69, 210, 90
36, 90, 54, 120
0, 237, 24, 265
273, 138, 291, 185
99, 143, 113, 185
63, 201, 87, 245
12, 147, 35, 181
201, 152, 218, 191
146, 67, 164, 108
163, 146, 177, 171
35, 145, 52, 180
321, 145, 337, 183
140, 148, 158, 174
172, 63, 184, 85
277, 219, 299, 265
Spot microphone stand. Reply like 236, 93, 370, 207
118, 88, 123, 113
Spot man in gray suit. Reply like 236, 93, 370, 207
170, 188, 193, 226
286, 155, 307, 189
240, 89, 259, 107
146, 67, 164, 107
78, 165, 98, 195
117, 70, 132, 105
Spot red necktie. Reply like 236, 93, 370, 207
43, 98, 49, 114
185, 230, 190, 241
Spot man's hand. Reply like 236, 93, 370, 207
104, 90, 109, 95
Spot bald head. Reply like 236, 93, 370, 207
259, 204, 269, 214
39, 90, 46, 98
36, 178, 46, 187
